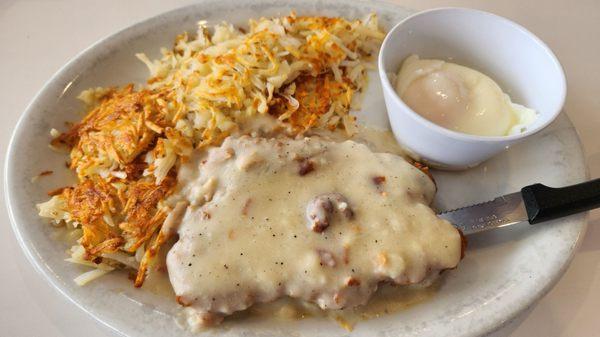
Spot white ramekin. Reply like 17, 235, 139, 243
378, 7, 566, 169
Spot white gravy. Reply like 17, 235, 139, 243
167, 135, 461, 327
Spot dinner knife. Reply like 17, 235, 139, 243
438, 179, 600, 235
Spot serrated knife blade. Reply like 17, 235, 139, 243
438, 192, 529, 235
437, 179, 600, 235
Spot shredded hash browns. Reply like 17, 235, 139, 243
37, 12, 384, 286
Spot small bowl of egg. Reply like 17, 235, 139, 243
379, 7, 566, 169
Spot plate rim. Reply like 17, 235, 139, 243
4, 1, 589, 336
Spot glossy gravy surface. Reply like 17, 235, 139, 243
167, 135, 461, 327
228, 280, 441, 331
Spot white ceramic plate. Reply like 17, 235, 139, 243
5, 1, 588, 337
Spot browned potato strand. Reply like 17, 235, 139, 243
38, 13, 385, 286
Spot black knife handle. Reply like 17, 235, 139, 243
521, 178, 600, 224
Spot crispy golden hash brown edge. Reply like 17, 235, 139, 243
38, 12, 389, 287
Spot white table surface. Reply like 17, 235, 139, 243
1, 1, 598, 336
